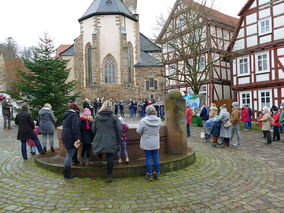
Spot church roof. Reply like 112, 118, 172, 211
59, 45, 74, 56
140, 33, 161, 53
78, 0, 138, 22
135, 50, 163, 67
56, 45, 73, 57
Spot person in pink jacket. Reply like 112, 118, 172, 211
241, 105, 250, 131
272, 107, 281, 142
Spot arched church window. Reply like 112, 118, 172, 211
128, 43, 133, 84
104, 56, 116, 84
87, 45, 93, 85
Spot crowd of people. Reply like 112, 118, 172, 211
186, 101, 284, 147
61, 100, 162, 182
83, 97, 165, 120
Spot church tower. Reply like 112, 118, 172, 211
122, 0, 137, 14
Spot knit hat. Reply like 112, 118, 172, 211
232, 102, 238, 108
119, 117, 124, 124
281, 102, 284, 106
84, 108, 91, 115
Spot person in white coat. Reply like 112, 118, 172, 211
136, 105, 161, 181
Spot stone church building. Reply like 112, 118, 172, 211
58, 0, 165, 100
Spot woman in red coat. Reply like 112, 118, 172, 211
272, 108, 281, 142
241, 106, 249, 131
186, 105, 193, 137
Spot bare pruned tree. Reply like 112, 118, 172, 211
156, 0, 231, 95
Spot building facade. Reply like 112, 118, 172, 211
58, 0, 165, 101
157, 0, 238, 105
229, 0, 284, 119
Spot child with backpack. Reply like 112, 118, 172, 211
117, 117, 129, 164
27, 121, 40, 155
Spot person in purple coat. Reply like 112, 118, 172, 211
117, 117, 129, 164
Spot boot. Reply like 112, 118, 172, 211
85, 158, 91, 166
125, 158, 129, 164
145, 173, 153, 181
43, 147, 47, 153
50, 147, 55, 152
153, 172, 160, 180
106, 175, 113, 183
63, 167, 76, 179
98, 158, 102, 167
80, 157, 85, 165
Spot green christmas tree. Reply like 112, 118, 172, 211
14, 33, 79, 125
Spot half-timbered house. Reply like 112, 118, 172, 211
156, 0, 238, 104
229, 0, 284, 120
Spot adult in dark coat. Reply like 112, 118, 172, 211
93, 98, 99, 116
92, 100, 122, 182
62, 103, 81, 178
38, 103, 56, 152
2, 97, 13, 130
15, 103, 44, 160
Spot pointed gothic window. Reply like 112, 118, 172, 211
128, 43, 133, 84
104, 56, 116, 84
87, 45, 93, 85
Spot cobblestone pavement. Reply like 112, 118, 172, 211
0, 119, 284, 212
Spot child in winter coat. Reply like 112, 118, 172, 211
210, 117, 221, 147
80, 108, 94, 165
117, 117, 129, 164
27, 121, 40, 155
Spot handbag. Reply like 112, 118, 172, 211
223, 119, 232, 128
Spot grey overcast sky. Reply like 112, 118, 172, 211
0, 0, 247, 48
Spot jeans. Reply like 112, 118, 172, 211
230, 124, 240, 145
129, 108, 134, 117
94, 107, 98, 115
120, 109, 124, 117
202, 120, 208, 134
160, 110, 164, 120
98, 153, 114, 176
81, 143, 92, 158
64, 148, 76, 167
3, 115, 11, 128
144, 150, 160, 174
30, 146, 36, 154
248, 117, 252, 128
187, 123, 190, 137
244, 122, 249, 130
42, 133, 54, 148
21, 137, 43, 158
117, 141, 129, 160
263, 131, 272, 144
273, 126, 280, 141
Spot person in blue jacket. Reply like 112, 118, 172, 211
199, 103, 209, 134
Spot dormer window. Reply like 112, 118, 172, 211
258, 17, 271, 36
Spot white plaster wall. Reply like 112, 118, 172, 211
273, 3, 284, 16
254, 90, 257, 99
277, 48, 284, 56
247, 35, 258, 47
63, 56, 75, 83
271, 50, 274, 68
125, 18, 138, 65
246, 24, 257, 36
274, 16, 284, 28
280, 58, 284, 66
274, 88, 278, 98
275, 100, 279, 107
233, 39, 245, 51
259, 0, 270, 6
279, 69, 284, 79
223, 85, 231, 99
237, 28, 244, 38
246, 13, 257, 25
274, 28, 284, 40
233, 77, 237, 85
256, 73, 269, 81
260, 35, 272, 44
251, 55, 254, 72
214, 84, 222, 100
252, 72, 254, 82
82, 18, 95, 53
239, 77, 250, 84
251, 1, 257, 8
259, 8, 271, 19
233, 60, 237, 75
272, 69, 275, 80
221, 68, 227, 80
282, 88, 284, 96
99, 16, 121, 82
254, 100, 258, 111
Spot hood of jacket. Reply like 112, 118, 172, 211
39, 108, 52, 115
143, 115, 161, 127
63, 109, 77, 120
96, 109, 113, 122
